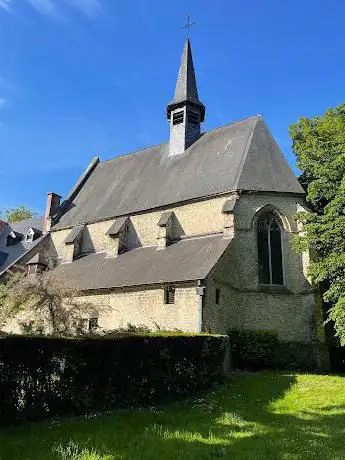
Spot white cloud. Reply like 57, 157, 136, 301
63, 0, 101, 17
0, 97, 7, 107
27, 0, 56, 15
0, 0, 102, 17
28, 0, 101, 17
0, 0, 11, 11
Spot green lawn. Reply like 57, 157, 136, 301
1, 372, 345, 460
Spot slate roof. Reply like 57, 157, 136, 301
0, 216, 45, 274
170, 38, 202, 106
53, 116, 304, 230
0, 251, 8, 266
52, 235, 230, 290
10, 217, 43, 236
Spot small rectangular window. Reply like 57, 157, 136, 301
164, 286, 175, 304
89, 317, 98, 331
77, 318, 88, 332
215, 288, 221, 305
172, 111, 184, 125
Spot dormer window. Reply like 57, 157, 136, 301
6, 231, 23, 246
26, 232, 34, 243
24, 228, 42, 244
26, 253, 47, 277
106, 217, 130, 257
64, 225, 85, 262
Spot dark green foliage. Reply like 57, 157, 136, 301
229, 329, 278, 370
289, 105, 345, 344
229, 329, 317, 371
329, 344, 345, 373
273, 341, 318, 371
0, 334, 228, 425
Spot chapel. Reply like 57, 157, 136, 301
3, 38, 325, 347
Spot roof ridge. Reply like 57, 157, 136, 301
202, 114, 261, 137
100, 115, 260, 165
101, 142, 166, 164
234, 117, 304, 194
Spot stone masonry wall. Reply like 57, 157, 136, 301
203, 193, 322, 343
76, 283, 200, 332
3, 283, 200, 334
50, 194, 232, 259
47, 191, 322, 344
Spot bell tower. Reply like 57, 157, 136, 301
167, 38, 205, 156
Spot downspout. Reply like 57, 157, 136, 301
196, 280, 205, 333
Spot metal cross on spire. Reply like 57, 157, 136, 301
182, 14, 195, 37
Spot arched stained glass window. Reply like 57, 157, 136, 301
257, 212, 283, 285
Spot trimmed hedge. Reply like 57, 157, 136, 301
0, 334, 228, 424
329, 345, 345, 373
228, 329, 318, 371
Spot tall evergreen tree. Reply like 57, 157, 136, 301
290, 104, 345, 344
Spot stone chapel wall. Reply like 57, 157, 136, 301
203, 193, 322, 343
75, 283, 200, 333
50, 194, 233, 259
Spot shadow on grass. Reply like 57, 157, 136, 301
2, 372, 345, 460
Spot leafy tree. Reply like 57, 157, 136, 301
0, 267, 101, 336
0, 205, 35, 223
289, 104, 345, 344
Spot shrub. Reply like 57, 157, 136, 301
273, 341, 317, 370
329, 344, 345, 373
0, 334, 228, 424
229, 329, 318, 371
228, 329, 278, 370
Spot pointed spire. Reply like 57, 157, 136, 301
173, 38, 200, 105
167, 38, 205, 156
167, 37, 205, 121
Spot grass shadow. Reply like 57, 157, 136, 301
1, 372, 345, 460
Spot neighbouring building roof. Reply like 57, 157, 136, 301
0, 216, 45, 275
52, 234, 230, 290
0, 251, 8, 266
53, 116, 304, 230
9, 217, 43, 236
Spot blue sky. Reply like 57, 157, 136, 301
0, 0, 344, 215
